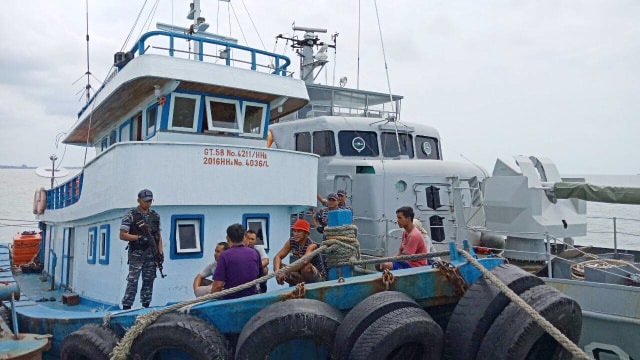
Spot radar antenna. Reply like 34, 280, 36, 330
276, 26, 337, 84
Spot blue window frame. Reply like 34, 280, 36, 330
98, 224, 110, 265
169, 214, 204, 260
119, 119, 132, 142
242, 213, 270, 250
87, 227, 97, 264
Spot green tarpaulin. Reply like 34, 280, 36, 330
554, 182, 640, 205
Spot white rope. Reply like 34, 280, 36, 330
458, 249, 589, 360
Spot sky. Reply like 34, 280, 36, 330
0, 0, 638, 174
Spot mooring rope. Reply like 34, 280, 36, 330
330, 251, 450, 267
108, 243, 331, 360
458, 249, 589, 360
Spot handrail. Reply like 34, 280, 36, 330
78, 30, 292, 119
46, 173, 83, 211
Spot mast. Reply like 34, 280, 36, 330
277, 26, 335, 84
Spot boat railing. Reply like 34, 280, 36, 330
79, 30, 293, 119
133, 31, 291, 76
46, 172, 84, 211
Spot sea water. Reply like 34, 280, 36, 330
1, 169, 639, 249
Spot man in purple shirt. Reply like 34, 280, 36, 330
212, 224, 261, 299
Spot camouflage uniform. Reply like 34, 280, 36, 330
121, 208, 161, 308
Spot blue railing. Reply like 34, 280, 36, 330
79, 31, 292, 119
46, 172, 84, 210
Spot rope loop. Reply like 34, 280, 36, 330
381, 269, 395, 290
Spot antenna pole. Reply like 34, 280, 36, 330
82, 0, 93, 104
49, 155, 57, 189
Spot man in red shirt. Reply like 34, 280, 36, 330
377, 206, 428, 271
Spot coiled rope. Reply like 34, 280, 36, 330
323, 224, 360, 267
458, 249, 589, 360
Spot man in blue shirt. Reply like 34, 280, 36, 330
211, 224, 261, 299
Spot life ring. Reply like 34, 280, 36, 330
349, 306, 443, 360
60, 324, 119, 360
444, 264, 544, 359
334, 291, 421, 359
32, 188, 39, 214
476, 284, 582, 359
36, 187, 46, 215
235, 299, 343, 359
129, 313, 229, 360
266, 129, 274, 148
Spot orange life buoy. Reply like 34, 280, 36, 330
267, 129, 274, 148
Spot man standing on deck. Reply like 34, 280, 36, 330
376, 206, 427, 271
313, 192, 340, 234
120, 189, 164, 310
317, 189, 352, 210
211, 224, 261, 299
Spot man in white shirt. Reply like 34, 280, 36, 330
193, 242, 229, 297
244, 229, 269, 293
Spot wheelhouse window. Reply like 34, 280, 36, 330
313, 131, 336, 156
119, 120, 132, 142
145, 104, 159, 138
98, 224, 110, 265
381, 132, 414, 158
169, 93, 200, 132
100, 137, 108, 151
243, 214, 270, 250
242, 102, 267, 137
415, 136, 440, 160
169, 215, 204, 259
205, 96, 240, 133
338, 131, 379, 157
295, 132, 311, 153
87, 227, 97, 264
109, 130, 117, 146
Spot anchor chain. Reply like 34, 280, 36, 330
434, 261, 467, 297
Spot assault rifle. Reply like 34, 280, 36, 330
135, 218, 167, 279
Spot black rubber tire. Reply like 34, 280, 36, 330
235, 299, 343, 360
444, 264, 544, 360
130, 313, 229, 360
334, 291, 421, 359
349, 306, 443, 360
476, 284, 582, 360
60, 324, 119, 360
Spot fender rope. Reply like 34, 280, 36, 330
458, 249, 589, 360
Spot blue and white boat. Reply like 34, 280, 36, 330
2, 1, 635, 359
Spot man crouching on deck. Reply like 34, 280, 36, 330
273, 219, 327, 286
376, 206, 428, 271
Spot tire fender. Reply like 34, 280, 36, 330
334, 291, 421, 359
444, 263, 544, 360
477, 284, 582, 360
349, 306, 443, 360
60, 324, 119, 360
130, 313, 229, 360
235, 299, 343, 360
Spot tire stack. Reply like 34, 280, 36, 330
443, 264, 582, 360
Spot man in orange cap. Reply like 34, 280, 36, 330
273, 219, 326, 285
